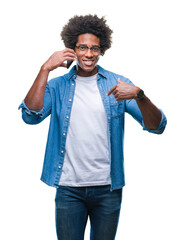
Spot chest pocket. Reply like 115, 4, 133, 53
110, 100, 124, 118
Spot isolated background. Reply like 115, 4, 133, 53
1, 0, 185, 239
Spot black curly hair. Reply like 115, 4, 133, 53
60, 15, 113, 55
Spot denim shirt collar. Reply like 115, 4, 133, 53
67, 65, 107, 80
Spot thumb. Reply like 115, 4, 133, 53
118, 78, 122, 84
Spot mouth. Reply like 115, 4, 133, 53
83, 60, 95, 67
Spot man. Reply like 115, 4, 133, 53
19, 15, 167, 240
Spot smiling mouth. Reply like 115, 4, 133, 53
83, 60, 94, 66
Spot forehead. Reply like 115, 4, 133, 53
77, 33, 100, 46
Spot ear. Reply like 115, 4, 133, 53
96, 55, 101, 63
100, 49, 104, 56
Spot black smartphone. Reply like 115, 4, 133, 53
67, 60, 73, 69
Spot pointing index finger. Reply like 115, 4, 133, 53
106, 85, 117, 96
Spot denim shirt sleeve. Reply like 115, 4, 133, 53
125, 98, 167, 134
18, 83, 52, 124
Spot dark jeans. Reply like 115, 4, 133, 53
55, 185, 122, 240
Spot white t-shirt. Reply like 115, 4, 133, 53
59, 74, 111, 187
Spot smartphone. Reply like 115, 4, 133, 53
67, 60, 73, 69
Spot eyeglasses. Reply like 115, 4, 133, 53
75, 44, 101, 53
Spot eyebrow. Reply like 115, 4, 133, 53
78, 44, 100, 47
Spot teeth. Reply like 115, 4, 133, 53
84, 60, 93, 66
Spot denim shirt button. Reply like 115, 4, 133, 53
61, 150, 64, 154
69, 99, 72, 102
58, 165, 61, 169
63, 133, 66, 136
66, 116, 69, 119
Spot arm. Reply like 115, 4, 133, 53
135, 95, 161, 129
107, 78, 162, 130
24, 49, 76, 111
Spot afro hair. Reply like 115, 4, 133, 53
60, 14, 113, 55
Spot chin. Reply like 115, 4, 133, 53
79, 63, 97, 72
83, 66, 96, 72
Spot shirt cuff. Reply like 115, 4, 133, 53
18, 100, 44, 117
142, 110, 167, 134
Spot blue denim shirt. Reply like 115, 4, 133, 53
19, 65, 167, 190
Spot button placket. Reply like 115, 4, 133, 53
58, 78, 75, 178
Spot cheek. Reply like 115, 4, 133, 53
96, 55, 100, 62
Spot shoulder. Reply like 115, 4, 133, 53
47, 66, 76, 89
98, 65, 133, 84
47, 73, 68, 89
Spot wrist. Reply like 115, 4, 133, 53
135, 88, 145, 100
41, 63, 51, 73
134, 87, 140, 99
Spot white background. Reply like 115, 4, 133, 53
0, 0, 185, 239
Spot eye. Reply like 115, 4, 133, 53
91, 46, 100, 52
79, 45, 87, 51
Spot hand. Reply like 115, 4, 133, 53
42, 48, 76, 72
106, 78, 140, 101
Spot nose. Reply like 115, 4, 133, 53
85, 48, 93, 58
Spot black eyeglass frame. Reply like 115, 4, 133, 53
75, 44, 101, 53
